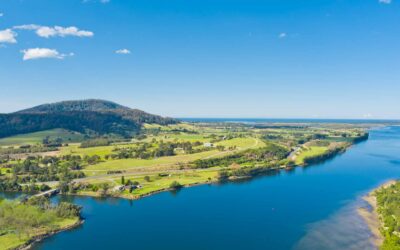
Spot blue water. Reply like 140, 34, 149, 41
179, 118, 400, 124
28, 126, 400, 250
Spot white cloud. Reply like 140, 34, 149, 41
13, 24, 41, 30
14, 25, 94, 38
21, 48, 73, 61
115, 49, 131, 54
379, 0, 392, 4
0, 29, 17, 44
0, 13, 4, 17
278, 33, 287, 39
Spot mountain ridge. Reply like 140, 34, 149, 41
16, 99, 130, 114
0, 99, 178, 138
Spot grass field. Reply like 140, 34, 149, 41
0, 129, 85, 146
77, 169, 219, 199
82, 149, 220, 175
295, 146, 329, 165
82, 137, 262, 176
60, 144, 120, 158
145, 133, 209, 143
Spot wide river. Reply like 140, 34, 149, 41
28, 126, 400, 249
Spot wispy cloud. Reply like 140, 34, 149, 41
115, 49, 131, 54
379, 0, 392, 4
0, 13, 4, 17
14, 25, 94, 38
82, 0, 110, 3
0, 29, 17, 44
278, 32, 287, 39
21, 48, 73, 61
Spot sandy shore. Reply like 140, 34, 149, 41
358, 180, 397, 248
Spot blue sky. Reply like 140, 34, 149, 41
0, 0, 399, 118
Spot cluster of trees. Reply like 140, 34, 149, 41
0, 145, 58, 156
0, 196, 81, 238
42, 136, 64, 147
0, 180, 23, 192
193, 143, 290, 169
351, 132, 369, 144
0, 155, 86, 186
206, 133, 238, 143
106, 141, 207, 160
79, 138, 112, 148
217, 163, 278, 181
375, 181, 400, 249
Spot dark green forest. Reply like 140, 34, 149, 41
0, 100, 177, 138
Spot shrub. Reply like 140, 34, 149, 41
169, 181, 183, 189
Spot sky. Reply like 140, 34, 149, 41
0, 0, 399, 119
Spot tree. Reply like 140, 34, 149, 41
99, 183, 109, 196
121, 176, 125, 185
59, 181, 70, 193
144, 176, 151, 182
217, 170, 229, 181
169, 181, 182, 190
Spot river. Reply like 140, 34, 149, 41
18, 126, 400, 249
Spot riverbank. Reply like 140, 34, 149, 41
0, 197, 83, 250
15, 219, 83, 250
0, 129, 369, 249
358, 180, 396, 249
1, 217, 82, 250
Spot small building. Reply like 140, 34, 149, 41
204, 142, 214, 147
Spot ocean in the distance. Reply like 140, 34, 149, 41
179, 118, 400, 124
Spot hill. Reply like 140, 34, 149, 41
0, 99, 178, 138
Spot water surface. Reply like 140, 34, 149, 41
26, 126, 400, 249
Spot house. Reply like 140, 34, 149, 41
203, 142, 214, 147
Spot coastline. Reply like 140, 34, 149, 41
358, 180, 396, 249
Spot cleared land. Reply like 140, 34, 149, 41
0, 122, 369, 201
0, 129, 84, 146
295, 146, 329, 165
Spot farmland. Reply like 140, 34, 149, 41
0, 122, 369, 200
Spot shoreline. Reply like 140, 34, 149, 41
3, 141, 358, 249
358, 180, 396, 248
14, 218, 83, 250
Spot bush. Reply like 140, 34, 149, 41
55, 202, 81, 218
169, 181, 183, 189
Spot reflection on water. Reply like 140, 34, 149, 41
295, 198, 376, 250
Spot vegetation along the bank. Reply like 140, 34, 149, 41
0, 196, 81, 250
375, 181, 400, 249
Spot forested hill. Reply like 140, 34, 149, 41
0, 99, 178, 138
